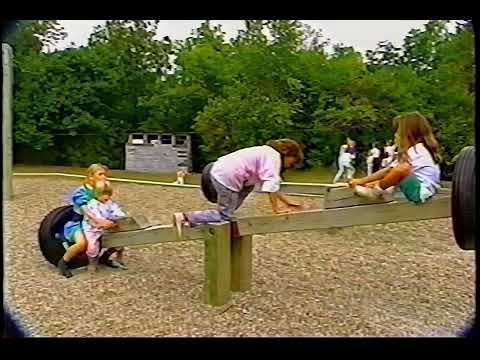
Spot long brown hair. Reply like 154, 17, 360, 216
266, 138, 305, 169
393, 112, 441, 164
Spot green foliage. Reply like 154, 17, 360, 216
194, 82, 302, 161
12, 20, 475, 170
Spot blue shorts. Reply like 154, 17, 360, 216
63, 213, 84, 243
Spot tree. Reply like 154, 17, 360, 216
12, 19, 474, 171
401, 20, 452, 74
365, 41, 402, 69
14, 20, 66, 56
194, 82, 301, 161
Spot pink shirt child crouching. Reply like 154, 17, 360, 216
210, 145, 282, 193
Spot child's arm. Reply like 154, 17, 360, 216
108, 201, 128, 220
258, 154, 303, 213
268, 193, 294, 214
83, 207, 115, 229
83, 202, 115, 229
276, 191, 302, 207
349, 167, 392, 188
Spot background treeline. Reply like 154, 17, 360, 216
12, 20, 475, 170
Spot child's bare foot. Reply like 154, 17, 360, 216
354, 185, 383, 200
365, 180, 380, 188
349, 179, 362, 188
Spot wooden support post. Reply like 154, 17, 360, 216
3, 43, 14, 200
203, 223, 231, 306
231, 235, 253, 292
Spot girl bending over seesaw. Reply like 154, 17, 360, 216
172, 139, 305, 238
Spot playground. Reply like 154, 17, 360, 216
4, 175, 475, 337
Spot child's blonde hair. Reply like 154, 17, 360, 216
393, 112, 441, 164
94, 180, 113, 199
85, 163, 109, 186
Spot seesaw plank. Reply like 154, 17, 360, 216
102, 196, 451, 248
279, 182, 346, 195
235, 196, 451, 237
324, 186, 394, 209
102, 224, 205, 248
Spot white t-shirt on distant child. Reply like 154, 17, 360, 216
382, 145, 396, 167
367, 147, 381, 164
338, 145, 352, 167
390, 143, 441, 200
371, 147, 381, 159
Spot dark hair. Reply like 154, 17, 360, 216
266, 138, 305, 168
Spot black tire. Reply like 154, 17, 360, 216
201, 162, 218, 203
451, 146, 476, 250
38, 205, 89, 268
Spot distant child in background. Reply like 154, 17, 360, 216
350, 112, 441, 204
172, 139, 305, 238
366, 143, 381, 176
333, 142, 355, 184
347, 138, 358, 177
346, 137, 357, 160
381, 139, 397, 168
83, 181, 128, 273
174, 168, 190, 185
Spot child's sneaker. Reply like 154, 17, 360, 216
354, 184, 384, 200
172, 212, 186, 240
113, 259, 128, 270
98, 252, 120, 268
57, 258, 73, 278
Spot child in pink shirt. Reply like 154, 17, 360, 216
172, 139, 305, 238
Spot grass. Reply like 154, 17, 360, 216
13, 164, 339, 184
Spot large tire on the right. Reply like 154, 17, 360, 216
38, 205, 88, 268
201, 162, 218, 203
451, 146, 476, 250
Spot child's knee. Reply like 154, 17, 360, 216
392, 163, 411, 176
79, 242, 88, 252
86, 242, 99, 257
75, 234, 87, 251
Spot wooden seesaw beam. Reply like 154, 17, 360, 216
103, 195, 451, 248
102, 194, 451, 306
